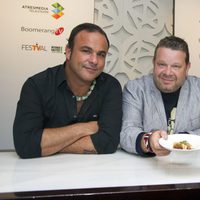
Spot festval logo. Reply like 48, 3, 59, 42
51, 2, 64, 19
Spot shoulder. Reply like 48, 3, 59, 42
30, 64, 63, 81
25, 64, 64, 86
97, 72, 122, 89
181, 76, 200, 102
22, 64, 64, 95
186, 75, 200, 83
122, 75, 155, 101
185, 76, 200, 89
125, 74, 153, 90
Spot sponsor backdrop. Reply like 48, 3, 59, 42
174, 0, 200, 77
0, 0, 94, 149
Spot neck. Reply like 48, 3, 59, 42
65, 63, 95, 100
68, 79, 91, 96
75, 80, 96, 101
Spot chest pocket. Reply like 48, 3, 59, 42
79, 99, 100, 122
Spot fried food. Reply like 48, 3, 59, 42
173, 140, 192, 150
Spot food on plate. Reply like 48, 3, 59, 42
173, 140, 192, 150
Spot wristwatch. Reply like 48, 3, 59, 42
143, 132, 153, 153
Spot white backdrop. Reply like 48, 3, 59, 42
0, 0, 94, 149
174, 0, 200, 77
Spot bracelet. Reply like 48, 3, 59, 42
143, 132, 153, 153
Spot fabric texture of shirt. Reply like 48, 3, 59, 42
161, 88, 180, 121
120, 74, 200, 156
13, 63, 122, 158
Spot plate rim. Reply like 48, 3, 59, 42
159, 134, 200, 152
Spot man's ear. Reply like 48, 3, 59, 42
186, 62, 191, 76
65, 46, 71, 60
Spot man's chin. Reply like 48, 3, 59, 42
82, 75, 98, 83
156, 83, 175, 93
160, 86, 178, 93
85, 72, 101, 80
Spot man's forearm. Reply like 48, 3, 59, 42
41, 121, 98, 156
60, 136, 97, 154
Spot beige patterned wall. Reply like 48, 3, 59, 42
175, 0, 200, 77
94, 0, 173, 87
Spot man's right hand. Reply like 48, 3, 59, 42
149, 130, 170, 156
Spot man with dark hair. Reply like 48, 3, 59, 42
120, 35, 200, 157
13, 23, 122, 158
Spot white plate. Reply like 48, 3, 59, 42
159, 134, 200, 152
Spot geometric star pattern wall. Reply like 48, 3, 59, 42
94, 0, 173, 87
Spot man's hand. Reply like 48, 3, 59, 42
149, 130, 170, 156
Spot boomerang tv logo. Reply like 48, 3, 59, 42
55, 27, 64, 36
51, 2, 64, 19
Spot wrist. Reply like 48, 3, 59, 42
143, 132, 153, 153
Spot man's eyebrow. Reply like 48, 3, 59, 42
80, 46, 107, 54
80, 45, 90, 48
80, 46, 91, 50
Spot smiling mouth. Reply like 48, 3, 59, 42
163, 77, 174, 81
84, 67, 98, 75
161, 79, 175, 86
84, 65, 98, 71
162, 78, 172, 81
160, 74, 175, 82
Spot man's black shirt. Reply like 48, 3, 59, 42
13, 63, 122, 158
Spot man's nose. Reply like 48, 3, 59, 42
89, 53, 98, 64
164, 65, 173, 75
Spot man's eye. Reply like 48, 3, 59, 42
98, 52, 106, 58
82, 49, 91, 54
158, 63, 166, 67
172, 65, 181, 69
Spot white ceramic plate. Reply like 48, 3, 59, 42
159, 134, 200, 152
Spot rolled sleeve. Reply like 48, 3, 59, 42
13, 78, 44, 158
91, 77, 122, 154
